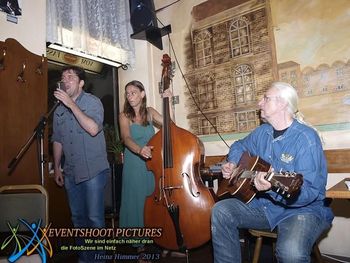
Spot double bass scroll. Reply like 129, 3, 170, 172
144, 54, 216, 251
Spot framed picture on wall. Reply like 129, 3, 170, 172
0, 0, 21, 16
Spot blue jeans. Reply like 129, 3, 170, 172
65, 169, 109, 262
65, 169, 109, 228
211, 198, 330, 263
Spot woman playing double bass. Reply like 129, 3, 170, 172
118, 80, 172, 255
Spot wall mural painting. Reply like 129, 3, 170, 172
184, 0, 350, 136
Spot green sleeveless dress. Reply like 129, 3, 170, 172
119, 123, 155, 228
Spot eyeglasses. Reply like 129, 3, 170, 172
61, 74, 78, 82
263, 95, 279, 103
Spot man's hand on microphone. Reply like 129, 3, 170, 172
54, 89, 74, 108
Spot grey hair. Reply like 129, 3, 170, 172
271, 81, 323, 143
271, 82, 298, 117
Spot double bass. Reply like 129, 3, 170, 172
144, 54, 216, 251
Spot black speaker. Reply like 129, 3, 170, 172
129, 0, 172, 50
129, 0, 158, 33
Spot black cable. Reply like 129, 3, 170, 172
155, 16, 230, 149
168, 35, 230, 149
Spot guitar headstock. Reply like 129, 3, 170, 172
269, 172, 303, 199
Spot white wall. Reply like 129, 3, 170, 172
0, 0, 46, 55
119, 0, 206, 129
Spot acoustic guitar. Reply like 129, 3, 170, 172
216, 152, 303, 203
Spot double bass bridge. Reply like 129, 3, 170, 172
160, 172, 200, 198
163, 185, 183, 197
164, 185, 183, 191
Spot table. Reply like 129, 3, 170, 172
326, 178, 350, 199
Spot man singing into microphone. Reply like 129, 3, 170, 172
52, 66, 109, 262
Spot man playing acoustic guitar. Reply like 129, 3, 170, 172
211, 82, 333, 263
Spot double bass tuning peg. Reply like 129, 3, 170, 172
171, 61, 176, 75
158, 82, 163, 94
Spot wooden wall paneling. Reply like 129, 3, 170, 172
0, 38, 48, 186
324, 149, 350, 173
204, 149, 350, 174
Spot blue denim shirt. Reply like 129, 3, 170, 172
52, 91, 109, 184
227, 119, 334, 229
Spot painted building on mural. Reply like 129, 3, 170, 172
278, 60, 350, 98
184, 0, 276, 136
278, 59, 350, 125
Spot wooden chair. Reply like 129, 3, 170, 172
0, 184, 49, 231
248, 229, 323, 263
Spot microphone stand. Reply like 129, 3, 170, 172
7, 101, 60, 185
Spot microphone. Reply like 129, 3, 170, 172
50, 92, 62, 116
54, 81, 66, 106
56, 81, 66, 91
